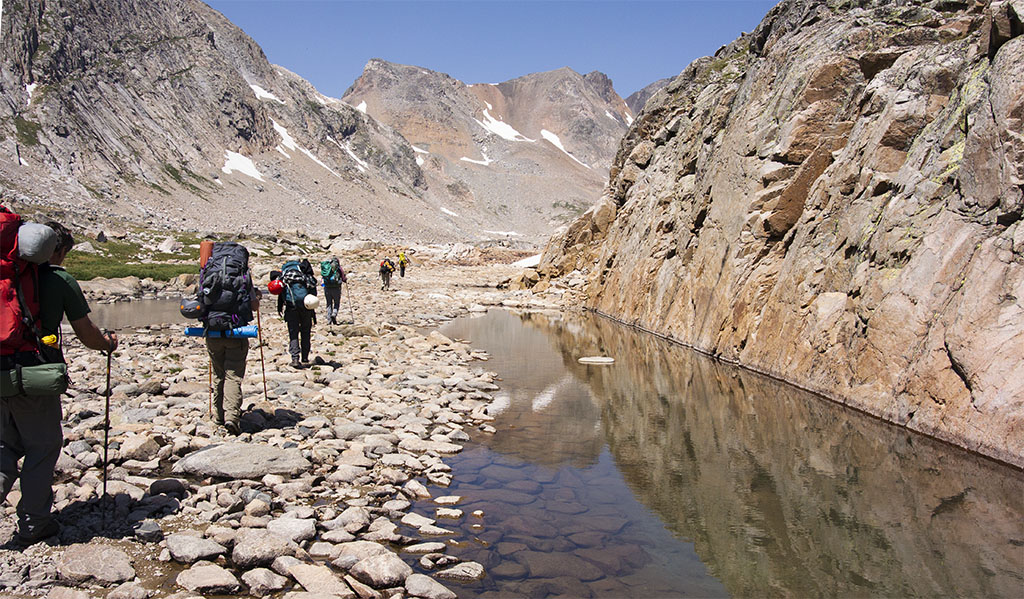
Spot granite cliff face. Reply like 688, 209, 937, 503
343, 60, 632, 239
540, 0, 1024, 466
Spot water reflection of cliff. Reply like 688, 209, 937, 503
441, 311, 604, 467
518, 311, 1024, 598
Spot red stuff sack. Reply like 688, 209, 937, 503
0, 205, 41, 355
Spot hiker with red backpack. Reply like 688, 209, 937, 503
1, 213, 117, 545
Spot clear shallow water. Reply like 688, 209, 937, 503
88, 298, 190, 331
434, 309, 1024, 598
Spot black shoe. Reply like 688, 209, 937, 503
225, 422, 240, 436
16, 520, 59, 545
290, 360, 302, 369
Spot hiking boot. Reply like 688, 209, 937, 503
225, 421, 240, 436
290, 360, 302, 369
16, 520, 59, 545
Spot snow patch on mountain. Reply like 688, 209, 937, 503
329, 137, 369, 172
222, 150, 264, 181
299, 147, 341, 178
356, 101, 367, 113
540, 130, 590, 168
273, 120, 298, 150
461, 151, 494, 166
25, 83, 37, 105
475, 109, 534, 142
274, 120, 340, 178
250, 84, 285, 104
441, 207, 459, 217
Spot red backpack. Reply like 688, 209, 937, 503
0, 205, 42, 355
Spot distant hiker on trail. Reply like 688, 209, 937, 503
320, 256, 347, 325
277, 258, 318, 368
189, 241, 261, 435
397, 251, 411, 278
1, 216, 117, 545
379, 258, 396, 290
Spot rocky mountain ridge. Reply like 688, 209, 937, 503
625, 77, 672, 115
538, 0, 1024, 467
342, 60, 633, 239
0, 0, 633, 244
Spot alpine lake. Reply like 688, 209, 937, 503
92, 302, 1024, 598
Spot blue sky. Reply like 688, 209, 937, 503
207, 0, 777, 100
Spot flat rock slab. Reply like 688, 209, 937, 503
266, 518, 317, 543
435, 561, 486, 583
45, 587, 89, 599
232, 529, 299, 569
172, 443, 311, 479
405, 573, 457, 599
398, 438, 462, 454
241, 568, 289, 596
333, 540, 392, 562
289, 564, 356, 597
166, 533, 227, 563
176, 561, 240, 594
58, 544, 135, 584
349, 552, 413, 588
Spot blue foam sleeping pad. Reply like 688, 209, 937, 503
184, 325, 258, 338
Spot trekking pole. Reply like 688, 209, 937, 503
208, 357, 212, 418
345, 281, 356, 324
101, 334, 112, 528
256, 305, 268, 402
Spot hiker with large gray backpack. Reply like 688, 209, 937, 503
192, 241, 261, 435
277, 258, 318, 368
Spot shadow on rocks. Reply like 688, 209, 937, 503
239, 406, 303, 434
1, 486, 182, 549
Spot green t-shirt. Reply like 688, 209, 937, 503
38, 265, 91, 338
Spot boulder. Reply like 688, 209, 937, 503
172, 443, 310, 479
288, 563, 356, 597
166, 533, 227, 563
348, 552, 413, 588
405, 573, 457, 599
231, 529, 299, 569
57, 544, 135, 584
175, 561, 240, 594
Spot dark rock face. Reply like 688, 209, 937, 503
542, 0, 1024, 466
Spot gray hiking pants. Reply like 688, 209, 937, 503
0, 392, 62, 535
206, 337, 249, 427
324, 286, 341, 323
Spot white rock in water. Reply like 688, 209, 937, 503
578, 356, 614, 364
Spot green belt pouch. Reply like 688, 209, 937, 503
0, 363, 69, 397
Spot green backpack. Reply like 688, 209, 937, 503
321, 259, 341, 286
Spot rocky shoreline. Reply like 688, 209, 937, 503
0, 256, 565, 599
